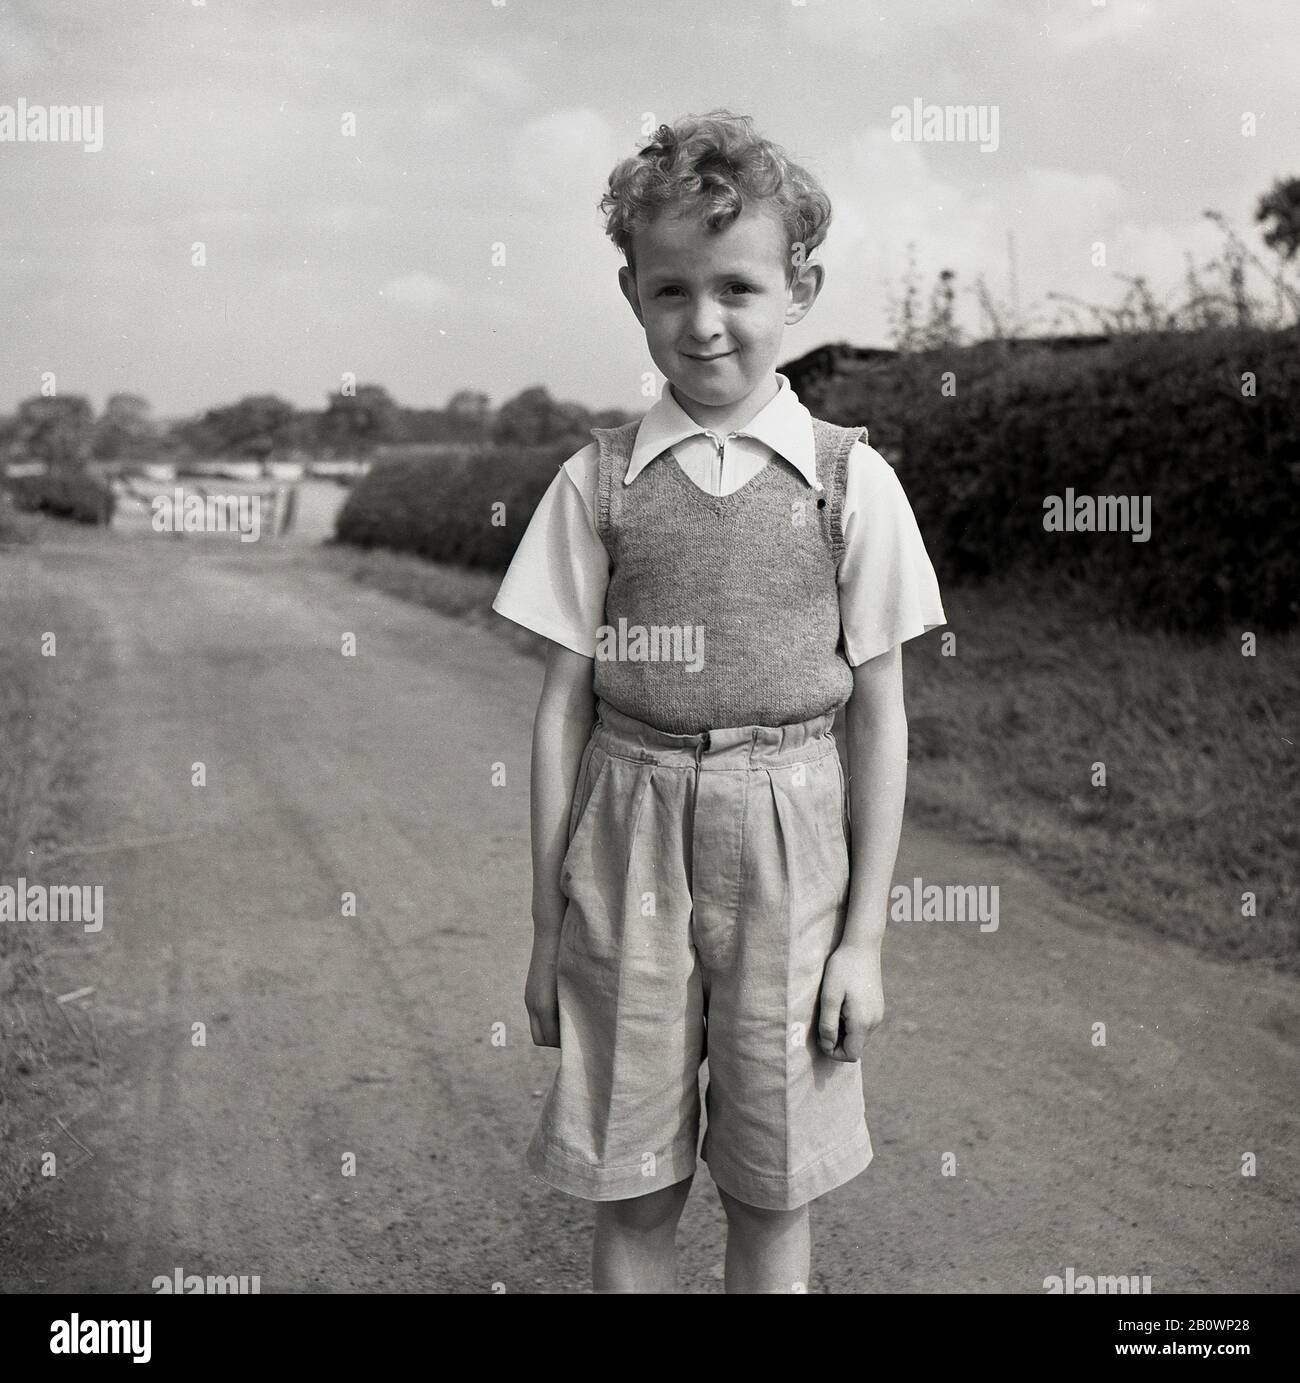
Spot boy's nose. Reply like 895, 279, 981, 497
687, 308, 724, 343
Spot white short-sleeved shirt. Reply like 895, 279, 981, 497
492, 372, 947, 666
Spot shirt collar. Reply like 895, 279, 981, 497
625, 372, 822, 490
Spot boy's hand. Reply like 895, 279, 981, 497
525, 934, 562, 1048
817, 943, 884, 1061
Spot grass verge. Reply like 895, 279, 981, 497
0, 534, 105, 1227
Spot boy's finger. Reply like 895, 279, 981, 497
837, 998, 866, 1061
817, 999, 842, 1052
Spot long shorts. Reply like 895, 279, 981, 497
526, 697, 873, 1211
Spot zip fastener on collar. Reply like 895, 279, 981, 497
704, 430, 740, 493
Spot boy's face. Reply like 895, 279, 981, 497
618, 201, 823, 420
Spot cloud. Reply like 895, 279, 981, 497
380, 272, 456, 311
1049, 0, 1155, 53
815, 125, 1232, 341
459, 51, 532, 105
507, 107, 620, 204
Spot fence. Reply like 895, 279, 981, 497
109, 475, 298, 538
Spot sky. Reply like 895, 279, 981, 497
2, 0, 1297, 419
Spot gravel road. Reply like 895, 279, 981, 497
3, 529, 1297, 1293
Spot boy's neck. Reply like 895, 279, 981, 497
669, 373, 781, 436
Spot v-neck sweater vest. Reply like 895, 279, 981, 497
589, 416, 867, 734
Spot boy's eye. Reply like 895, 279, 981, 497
654, 283, 755, 297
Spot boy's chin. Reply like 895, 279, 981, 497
666, 368, 768, 409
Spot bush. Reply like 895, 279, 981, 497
0, 491, 37, 544
6, 468, 116, 525
334, 438, 581, 570
865, 328, 1299, 635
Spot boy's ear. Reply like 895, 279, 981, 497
618, 265, 645, 327
784, 260, 825, 326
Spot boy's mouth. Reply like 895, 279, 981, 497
683, 350, 734, 363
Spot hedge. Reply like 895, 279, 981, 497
893, 328, 1299, 634
334, 437, 580, 571
6, 468, 116, 525
333, 329, 1299, 635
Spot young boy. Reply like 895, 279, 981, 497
492, 110, 945, 1293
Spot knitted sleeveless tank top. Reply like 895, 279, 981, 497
589, 416, 864, 734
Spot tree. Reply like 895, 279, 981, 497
886, 244, 925, 353
445, 389, 490, 422
318, 384, 401, 456
13, 395, 95, 468
491, 386, 590, 446
93, 392, 160, 460
923, 268, 963, 350
175, 394, 298, 465
1256, 175, 1300, 261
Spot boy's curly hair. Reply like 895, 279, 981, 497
600, 110, 832, 285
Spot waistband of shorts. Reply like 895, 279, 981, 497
592, 697, 838, 768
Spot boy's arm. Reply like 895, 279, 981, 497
818, 644, 907, 1059
840, 643, 908, 953
530, 641, 596, 933
525, 641, 595, 1048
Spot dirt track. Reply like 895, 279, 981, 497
2, 529, 1298, 1293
